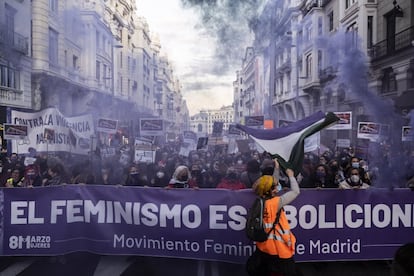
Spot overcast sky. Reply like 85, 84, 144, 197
135, 0, 245, 116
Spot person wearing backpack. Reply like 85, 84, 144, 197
246, 159, 302, 276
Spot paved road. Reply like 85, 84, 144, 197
0, 253, 391, 276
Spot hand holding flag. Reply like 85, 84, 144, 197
236, 111, 339, 175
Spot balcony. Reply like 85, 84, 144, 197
0, 24, 28, 55
370, 25, 414, 61
319, 66, 337, 83
0, 86, 23, 103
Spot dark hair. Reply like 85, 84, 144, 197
346, 167, 360, 177
392, 243, 414, 276
261, 166, 275, 176
246, 159, 260, 173
49, 163, 64, 175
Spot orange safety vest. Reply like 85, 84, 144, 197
255, 196, 296, 259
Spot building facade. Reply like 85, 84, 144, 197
0, 0, 189, 149
190, 106, 234, 136
369, 0, 414, 116
0, 0, 31, 120
237, 0, 413, 146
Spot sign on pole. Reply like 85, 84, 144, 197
140, 118, 163, 136
3, 124, 28, 140
245, 115, 264, 129
97, 118, 118, 134
329, 111, 352, 130
357, 122, 380, 142
402, 126, 412, 141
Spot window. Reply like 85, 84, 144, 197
407, 60, 414, 89
0, 63, 19, 89
96, 31, 100, 49
328, 11, 334, 32
313, 91, 321, 106
381, 67, 397, 93
367, 16, 373, 48
287, 72, 291, 93
305, 53, 312, 78
338, 86, 346, 102
305, 24, 312, 42
73, 55, 78, 70
103, 64, 108, 86
346, 23, 358, 49
49, 28, 58, 65
317, 50, 322, 74
345, 0, 357, 9
326, 89, 333, 105
318, 17, 323, 35
49, 0, 58, 13
96, 61, 100, 80
5, 4, 16, 43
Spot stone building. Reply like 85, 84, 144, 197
0, 0, 31, 121
0, 0, 189, 148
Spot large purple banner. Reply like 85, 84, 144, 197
0, 186, 412, 263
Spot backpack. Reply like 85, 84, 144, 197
245, 197, 281, 242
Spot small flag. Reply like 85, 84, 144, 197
236, 111, 339, 175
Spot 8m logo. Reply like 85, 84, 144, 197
9, 235, 51, 249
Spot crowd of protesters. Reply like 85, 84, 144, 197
0, 141, 413, 190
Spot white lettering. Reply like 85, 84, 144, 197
11, 201, 28, 224
51, 200, 66, 223
209, 205, 227, 229
67, 200, 84, 223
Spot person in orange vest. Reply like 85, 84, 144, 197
247, 159, 302, 276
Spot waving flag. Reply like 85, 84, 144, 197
236, 111, 339, 175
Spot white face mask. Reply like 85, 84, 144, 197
276, 183, 282, 192
156, 172, 165, 178
350, 175, 360, 183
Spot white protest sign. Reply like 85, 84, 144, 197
10, 107, 94, 155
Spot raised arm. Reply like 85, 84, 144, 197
279, 168, 300, 209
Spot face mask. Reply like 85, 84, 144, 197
276, 183, 282, 192
156, 172, 165, 178
237, 160, 243, 165
352, 162, 359, 169
130, 171, 139, 176
350, 175, 360, 183
316, 171, 326, 178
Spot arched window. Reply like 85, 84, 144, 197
197, 123, 202, 132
